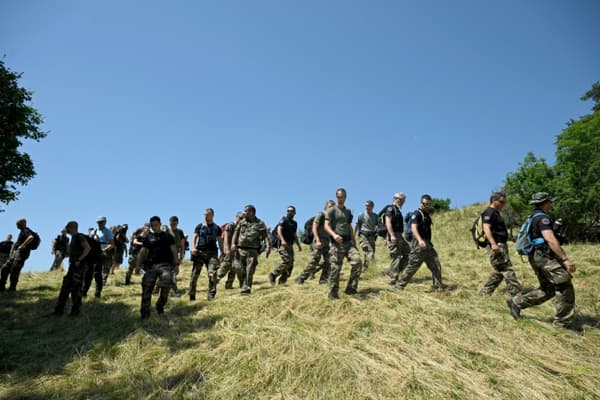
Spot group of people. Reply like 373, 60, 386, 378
0, 188, 579, 333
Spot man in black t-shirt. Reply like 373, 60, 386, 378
393, 194, 445, 292
480, 192, 521, 296
507, 192, 579, 334
136, 216, 177, 320
0, 218, 35, 292
269, 206, 302, 285
190, 208, 223, 301
384, 193, 410, 284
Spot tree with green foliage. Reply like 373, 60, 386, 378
430, 197, 451, 214
0, 59, 46, 211
503, 82, 600, 241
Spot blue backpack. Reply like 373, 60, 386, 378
404, 210, 424, 242
514, 211, 547, 255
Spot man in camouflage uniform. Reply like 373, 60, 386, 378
50, 229, 69, 271
0, 218, 36, 292
480, 192, 521, 296
231, 205, 270, 295
53, 221, 90, 316
507, 192, 580, 334
168, 216, 186, 296
384, 193, 410, 284
393, 194, 445, 292
217, 212, 243, 289
189, 208, 223, 301
354, 200, 378, 271
295, 200, 335, 285
268, 206, 302, 285
136, 216, 178, 320
324, 188, 362, 299
125, 225, 149, 285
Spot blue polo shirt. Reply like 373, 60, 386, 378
92, 227, 113, 251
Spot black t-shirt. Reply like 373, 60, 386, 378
142, 231, 175, 265
410, 209, 432, 242
278, 216, 298, 243
0, 240, 13, 254
530, 211, 553, 241
54, 235, 69, 252
481, 207, 508, 243
384, 205, 404, 233
114, 231, 128, 251
194, 223, 222, 251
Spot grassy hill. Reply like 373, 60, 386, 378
1, 204, 599, 399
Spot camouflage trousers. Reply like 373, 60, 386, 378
480, 243, 521, 296
358, 233, 377, 271
328, 241, 362, 292
83, 259, 103, 297
297, 240, 331, 283
385, 233, 409, 280
125, 253, 139, 285
55, 261, 87, 314
141, 263, 173, 318
50, 250, 66, 271
271, 245, 295, 282
0, 249, 30, 291
217, 252, 242, 288
395, 241, 443, 289
190, 250, 219, 298
237, 247, 260, 294
511, 250, 575, 327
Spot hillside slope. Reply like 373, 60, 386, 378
1, 205, 599, 399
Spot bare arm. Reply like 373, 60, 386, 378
385, 215, 396, 243
312, 221, 321, 249
170, 244, 178, 266
277, 224, 286, 247
136, 248, 148, 270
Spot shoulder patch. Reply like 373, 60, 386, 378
541, 217, 551, 225
483, 215, 491, 221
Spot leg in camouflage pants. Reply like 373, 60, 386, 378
189, 251, 219, 300
140, 263, 173, 319
328, 241, 362, 296
217, 252, 241, 289
384, 233, 409, 282
394, 241, 443, 290
54, 261, 87, 315
358, 233, 376, 271
271, 245, 294, 284
237, 248, 259, 295
125, 252, 138, 285
511, 250, 575, 327
50, 250, 66, 271
480, 243, 521, 296
296, 241, 330, 284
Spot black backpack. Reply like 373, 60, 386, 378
300, 216, 315, 245
470, 212, 488, 249
376, 205, 393, 238
270, 225, 281, 249
29, 230, 41, 250
404, 210, 424, 242
84, 235, 103, 264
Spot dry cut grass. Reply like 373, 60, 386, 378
1, 204, 599, 399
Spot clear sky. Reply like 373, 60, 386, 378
1, 0, 599, 272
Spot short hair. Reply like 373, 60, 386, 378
490, 192, 506, 203
244, 205, 256, 214
169, 216, 179, 223
365, 200, 374, 207
149, 216, 161, 224
421, 194, 432, 201
325, 200, 335, 209
16, 218, 27, 225
287, 205, 296, 212
65, 221, 78, 230
235, 211, 244, 218
336, 188, 347, 196
205, 208, 215, 215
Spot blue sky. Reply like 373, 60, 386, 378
1, 0, 599, 272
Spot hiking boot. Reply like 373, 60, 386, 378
553, 320, 584, 336
278, 277, 288, 285
207, 293, 215, 301
318, 279, 328, 285
392, 284, 405, 292
141, 311, 150, 320
295, 277, 305, 285
224, 282, 233, 290
189, 294, 196, 302
156, 304, 164, 315
94, 291, 101, 299
506, 299, 521, 320
240, 288, 251, 296
171, 289, 182, 298
268, 272, 276, 286
328, 290, 339, 300
344, 287, 357, 296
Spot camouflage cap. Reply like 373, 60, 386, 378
529, 192, 555, 204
